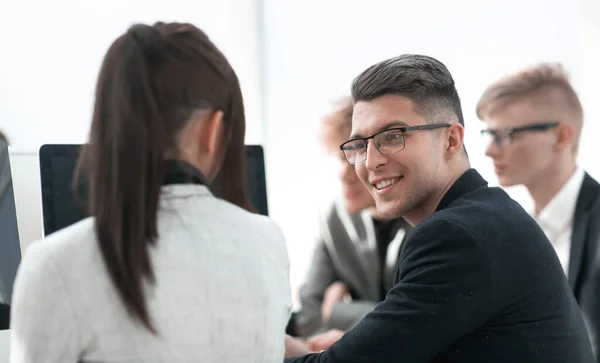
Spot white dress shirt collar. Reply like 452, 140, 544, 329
535, 168, 585, 234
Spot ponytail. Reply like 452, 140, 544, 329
75, 22, 252, 334
77, 24, 165, 333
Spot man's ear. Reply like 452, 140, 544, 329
445, 123, 464, 157
554, 122, 574, 152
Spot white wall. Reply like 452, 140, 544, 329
576, 0, 600, 179
260, 0, 597, 305
0, 0, 263, 149
7, 151, 42, 252
0, 330, 9, 363
0, 0, 263, 251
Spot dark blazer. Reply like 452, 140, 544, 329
570, 172, 600, 360
285, 169, 594, 363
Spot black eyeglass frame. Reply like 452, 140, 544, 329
339, 123, 452, 164
480, 121, 560, 147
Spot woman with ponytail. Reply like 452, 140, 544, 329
9, 22, 291, 363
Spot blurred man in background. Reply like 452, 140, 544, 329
477, 63, 600, 360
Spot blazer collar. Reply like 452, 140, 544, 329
568, 172, 600, 290
435, 169, 488, 212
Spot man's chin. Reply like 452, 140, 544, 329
375, 202, 404, 220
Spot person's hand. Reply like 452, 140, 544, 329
307, 329, 345, 351
321, 281, 349, 323
284, 335, 314, 358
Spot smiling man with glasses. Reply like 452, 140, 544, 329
283, 54, 595, 363
477, 63, 600, 361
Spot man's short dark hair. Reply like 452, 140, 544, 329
351, 54, 464, 126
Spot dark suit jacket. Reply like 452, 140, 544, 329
285, 169, 594, 363
570, 172, 600, 360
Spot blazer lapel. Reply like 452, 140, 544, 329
384, 228, 406, 291
359, 211, 382, 299
568, 173, 600, 291
331, 204, 380, 300
569, 213, 588, 290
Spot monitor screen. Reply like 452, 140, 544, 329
0, 140, 22, 330
39, 144, 269, 236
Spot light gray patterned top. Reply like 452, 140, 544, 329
9, 184, 291, 363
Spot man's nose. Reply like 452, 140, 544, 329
364, 140, 387, 171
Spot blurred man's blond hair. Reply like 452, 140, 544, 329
476, 63, 583, 152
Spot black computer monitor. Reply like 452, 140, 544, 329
39, 144, 269, 236
0, 140, 22, 330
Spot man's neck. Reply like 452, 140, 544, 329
527, 159, 577, 216
404, 164, 470, 227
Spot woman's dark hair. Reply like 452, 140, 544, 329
74, 22, 251, 333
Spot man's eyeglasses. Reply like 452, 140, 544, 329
339, 123, 451, 165
480, 121, 559, 148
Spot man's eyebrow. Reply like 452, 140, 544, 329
349, 120, 410, 139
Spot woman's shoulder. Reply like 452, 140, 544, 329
11, 218, 99, 316
228, 205, 288, 249
26, 218, 96, 258
18, 218, 99, 282
207, 196, 286, 238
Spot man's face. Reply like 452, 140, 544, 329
351, 94, 444, 220
482, 99, 559, 187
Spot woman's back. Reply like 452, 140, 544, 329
10, 184, 291, 362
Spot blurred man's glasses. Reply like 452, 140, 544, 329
480, 121, 559, 149
340, 123, 451, 165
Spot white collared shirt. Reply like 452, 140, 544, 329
532, 168, 585, 276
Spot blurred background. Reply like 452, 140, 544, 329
1, 0, 599, 307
